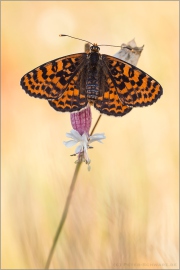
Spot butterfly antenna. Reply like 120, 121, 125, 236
98, 44, 122, 48
60, 34, 93, 45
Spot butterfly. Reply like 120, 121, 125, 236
20, 39, 163, 117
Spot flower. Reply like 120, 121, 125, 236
64, 104, 105, 169
64, 129, 106, 170
70, 104, 92, 135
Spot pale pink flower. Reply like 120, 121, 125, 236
64, 105, 105, 170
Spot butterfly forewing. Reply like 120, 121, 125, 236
20, 53, 87, 101
102, 55, 163, 107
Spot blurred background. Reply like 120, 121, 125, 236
2, 1, 179, 269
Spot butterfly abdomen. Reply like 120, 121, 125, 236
86, 52, 100, 104
86, 70, 99, 104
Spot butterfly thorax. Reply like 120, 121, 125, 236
86, 45, 101, 104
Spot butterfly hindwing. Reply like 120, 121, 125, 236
48, 69, 88, 112
94, 67, 132, 116
20, 53, 87, 101
102, 55, 163, 107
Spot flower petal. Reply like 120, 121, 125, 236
70, 129, 82, 141
82, 133, 88, 144
63, 140, 77, 148
75, 144, 83, 154
83, 148, 90, 162
89, 133, 106, 143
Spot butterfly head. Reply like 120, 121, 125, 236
90, 44, 100, 53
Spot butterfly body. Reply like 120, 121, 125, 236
20, 43, 163, 116
85, 46, 101, 104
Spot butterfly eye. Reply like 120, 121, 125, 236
90, 45, 100, 52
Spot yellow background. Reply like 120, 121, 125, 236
2, 1, 179, 269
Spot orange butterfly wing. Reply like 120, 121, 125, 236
20, 53, 88, 112
20, 51, 163, 115
94, 69, 132, 116
102, 55, 163, 107
48, 70, 88, 112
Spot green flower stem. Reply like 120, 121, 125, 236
44, 162, 82, 269
90, 114, 102, 136
44, 113, 102, 269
